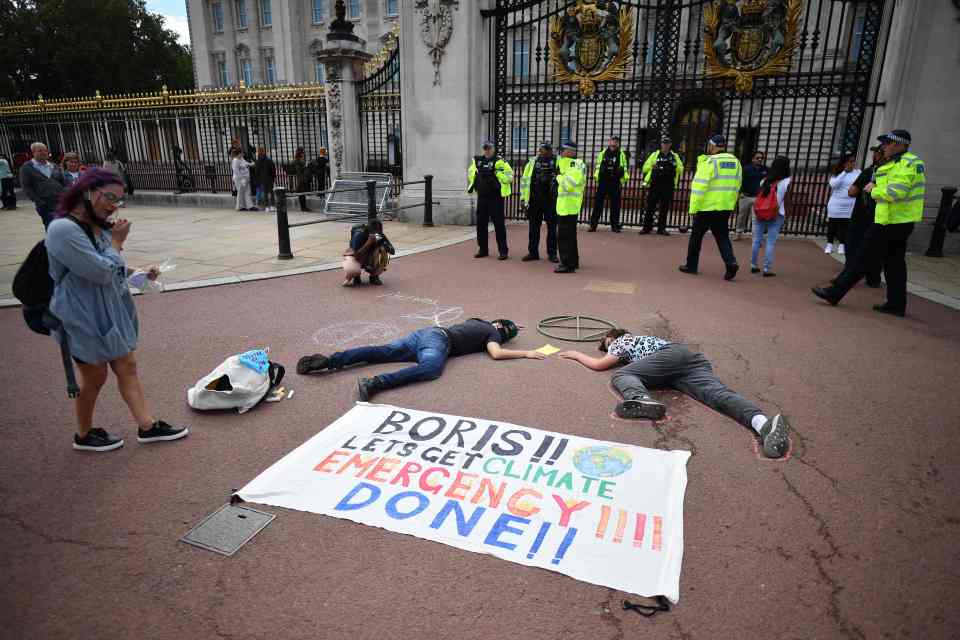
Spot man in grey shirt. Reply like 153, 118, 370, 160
18, 141, 65, 229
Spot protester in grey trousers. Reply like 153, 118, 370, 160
558, 328, 791, 458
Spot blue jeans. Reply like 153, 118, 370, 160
751, 214, 784, 272
326, 327, 450, 391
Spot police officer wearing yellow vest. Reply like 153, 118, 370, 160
639, 135, 683, 235
812, 130, 925, 317
556, 141, 587, 273
589, 135, 628, 233
679, 134, 742, 280
519, 141, 560, 263
467, 140, 514, 260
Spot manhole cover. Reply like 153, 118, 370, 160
537, 315, 617, 342
181, 504, 275, 556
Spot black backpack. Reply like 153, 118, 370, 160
13, 216, 96, 335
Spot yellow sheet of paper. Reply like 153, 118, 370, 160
536, 344, 561, 356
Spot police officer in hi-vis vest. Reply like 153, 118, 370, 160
589, 135, 629, 232
519, 141, 559, 263
639, 135, 683, 236
467, 140, 514, 260
812, 130, 925, 317
555, 141, 587, 273
679, 134, 742, 281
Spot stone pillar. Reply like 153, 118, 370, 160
397, 0, 485, 225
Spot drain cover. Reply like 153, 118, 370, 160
180, 504, 275, 556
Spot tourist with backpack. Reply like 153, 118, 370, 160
43, 168, 188, 451
750, 156, 791, 277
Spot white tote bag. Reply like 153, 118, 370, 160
187, 350, 285, 413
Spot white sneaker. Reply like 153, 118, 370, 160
837, 244, 845, 255
824, 243, 833, 254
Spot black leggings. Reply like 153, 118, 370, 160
827, 218, 849, 244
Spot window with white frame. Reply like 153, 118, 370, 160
512, 126, 529, 154
234, 0, 247, 28
259, 0, 272, 27
315, 60, 326, 83
264, 53, 276, 83
348, 0, 360, 19
312, 0, 324, 23
385, 0, 399, 16
211, 1, 225, 32
512, 35, 530, 78
240, 58, 253, 86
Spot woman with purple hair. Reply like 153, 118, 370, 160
45, 168, 188, 452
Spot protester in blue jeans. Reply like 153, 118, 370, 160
559, 328, 791, 458
297, 318, 545, 401
750, 156, 792, 277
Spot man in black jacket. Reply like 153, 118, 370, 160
253, 147, 277, 212
18, 142, 65, 229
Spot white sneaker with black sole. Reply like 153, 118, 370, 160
615, 396, 667, 420
137, 420, 189, 444
73, 428, 124, 452
759, 414, 791, 458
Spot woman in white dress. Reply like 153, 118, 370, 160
825, 154, 861, 254
231, 149, 256, 211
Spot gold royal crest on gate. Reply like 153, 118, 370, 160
704, 0, 802, 93
549, 1, 634, 97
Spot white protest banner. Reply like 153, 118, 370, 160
238, 403, 690, 602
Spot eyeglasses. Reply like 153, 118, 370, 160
98, 191, 124, 204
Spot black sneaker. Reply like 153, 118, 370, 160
474, 251, 488, 258
751, 267, 761, 274
611, 227, 622, 233
873, 303, 905, 317
724, 264, 739, 281
678, 265, 698, 275
498, 254, 508, 260
616, 397, 667, 420
762, 271, 776, 278
657, 229, 671, 236
357, 377, 380, 402
73, 428, 124, 452
137, 421, 189, 444
521, 254, 539, 262
758, 415, 791, 458
297, 353, 330, 375
811, 286, 840, 306
638, 229, 652, 235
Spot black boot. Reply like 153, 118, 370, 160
297, 354, 330, 375
357, 377, 381, 402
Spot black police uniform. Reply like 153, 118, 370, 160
590, 149, 624, 231
643, 151, 679, 234
528, 156, 559, 260
472, 156, 509, 257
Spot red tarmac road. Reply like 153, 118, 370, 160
2, 227, 959, 639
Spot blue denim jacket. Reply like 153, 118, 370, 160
45, 218, 139, 363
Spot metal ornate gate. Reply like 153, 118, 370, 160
358, 31, 403, 186
483, 0, 891, 234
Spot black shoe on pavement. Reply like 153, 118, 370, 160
474, 251, 488, 258
358, 377, 380, 402
678, 265, 698, 275
369, 275, 383, 285
811, 286, 840, 306
616, 397, 667, 420
763, 271, 776, 278
758, 414, 791, 459
657, 229, 671, 236
724, 264, 739, 281
521, 254, 539, 262
554, 265, 575, 273
73, 428, 124, 452
548, 255, 559, 263
751, 267, 761, 274
866, 280, 882, 289
301, 207, 313, 213
498, 254, 508, 260
137, 421, 189, 444
297, 353, 330, 375
638, 229, 652, 235
873, 303, 905, 317
611, 227, 622, 233
587, 226, 597, 232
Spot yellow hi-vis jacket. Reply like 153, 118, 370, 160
688, 152, 742, 214
556, 157, 587, 216
467, 156, 513, 198
519, 156, 558, 204
593, 148, 629, 185
871, 151, 926, 225
641, 150, 684, 188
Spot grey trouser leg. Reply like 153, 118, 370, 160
672, 351, 763, 429
611, 344, 692, 400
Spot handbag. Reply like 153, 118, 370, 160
187, 349, 285, 413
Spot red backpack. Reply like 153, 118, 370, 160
754, 180, 780, 221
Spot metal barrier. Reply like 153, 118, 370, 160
274, 175, 436, 260
925, 187, 958, 258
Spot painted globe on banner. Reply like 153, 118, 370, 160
572, 445, 633, 478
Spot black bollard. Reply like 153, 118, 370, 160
276, 187, 293, 260
925, 187, 958, 258
423, 174, 434, 227
367, 180, 378, 223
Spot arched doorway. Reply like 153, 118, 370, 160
674, 102, 723, 166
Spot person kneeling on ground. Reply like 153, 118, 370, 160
297, 318, 545, 401
342, 219, 396, 286
558, 328, 790, 458
46, 168, 188, 452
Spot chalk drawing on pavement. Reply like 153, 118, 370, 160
312, 321, 402, 348
377, 292, 464, 327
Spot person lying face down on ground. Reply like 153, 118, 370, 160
297, 318, 546, 402
342, 219, 395, 287
558, 328, 791, 459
